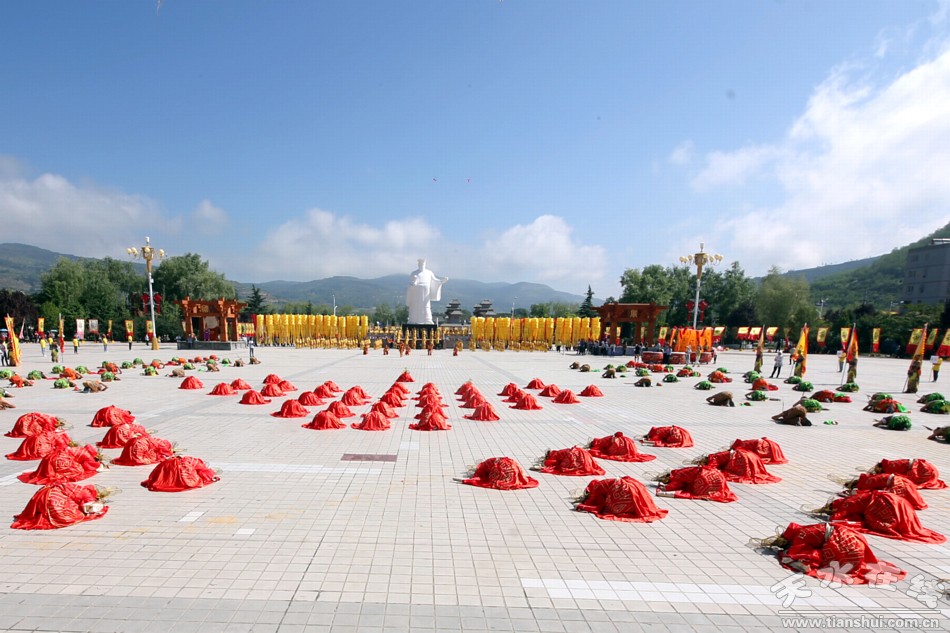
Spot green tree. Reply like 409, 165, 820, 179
244, 285, 271, 316
619, 264, 693, 325
0, 290, 38, 323
152, 253, 235, 302
755, 267, 816, 332
578, 286, 597, 318
701, 262, 756, 325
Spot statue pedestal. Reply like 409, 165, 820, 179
402, 324, 441, 349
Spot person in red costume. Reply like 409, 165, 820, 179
460, 457, 538, 490
6, 431, 72, 461
809, 490, 945, 544
730, 438, 787, 464
97, 423, 149, 449
587, 432, 656, 462
872, 458, 946, 489
18, 444, 104, 485
697, 448, 781, 484
641, 425, 694, 447
653, 465, 738, 502
534, 447, 605, 476
11, 483, 113, 530
112, 436, 174, 466
6, 412, 64, 438
752, 522, 906, 586
574, 477, 668, 523
141, 455, 219, 492
834, 473, 927, 510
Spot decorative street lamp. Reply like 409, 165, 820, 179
127, 237, 165, 351
679, 243, 723, 330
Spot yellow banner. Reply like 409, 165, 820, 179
816, 327, 828, 343
4, 316, 21, 366
840, 327, 850, 344
658, 326, 668, 341
125, 319, 134, 339
37, 317, 45, 334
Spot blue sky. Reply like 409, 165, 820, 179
3, 0, 950, 298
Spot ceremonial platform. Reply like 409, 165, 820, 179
0, 343, 946, 632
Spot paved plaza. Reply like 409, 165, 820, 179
0, 343, 947, 632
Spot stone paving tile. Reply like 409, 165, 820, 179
0, 344, 948, 632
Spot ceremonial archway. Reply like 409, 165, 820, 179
594, 302, 666, 345
176, 297, 246, 342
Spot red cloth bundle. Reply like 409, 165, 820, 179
462, 457, 538, 490
303, 411, 347, 430
642, 425, 694, 448
208, 383, 237, 396
11, 483, 108, 530
142, 456, 218, 492
576, 477, 668, 523
271, 400, 310, 418
19, 445, 101, 485
537, 447, 605, 476
7, 431, 72, 460
588, 432, 656, 463
89, 405, 135, 428
730, 438, 787, 464
113, 436, 174, 466
97, 423, 149, 449
179, 376, 203, 390
6, 412, 60, 437
239, 390, 271, 405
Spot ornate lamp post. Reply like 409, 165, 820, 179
127, 237, 165, 351
679, 243, 723, 330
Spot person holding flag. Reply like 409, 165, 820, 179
793, 325, 809, 378
906, 324, 927, 394
754, 326, 765, 374
844, 324, 859, 384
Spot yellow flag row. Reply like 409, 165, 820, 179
254, 314, 369, 346
470, 317, 600, 346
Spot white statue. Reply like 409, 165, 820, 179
406, 258, 448, 325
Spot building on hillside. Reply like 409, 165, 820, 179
902, 239, 950, 305
472, 299, 496, 318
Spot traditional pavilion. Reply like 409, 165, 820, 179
594, 302, 667, 346
176, 297, 246, 342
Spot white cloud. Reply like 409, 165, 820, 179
691, 145, 778, 189
246, 209, 444, 280
668, 140, 694, 166
482, 215, 607, 285
692, 43, 950, 275
190, 199, 229, 235
0, 159, 169, 257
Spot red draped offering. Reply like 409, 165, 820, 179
706, 449, 781, 484
97, 423, 149, 449
552, 390, 580, 404
778, 522, 906, 585
537, 447, 605, 476
662, 466, 738, 503
396, 371, 414, 382
525, 378, 546, 389
263, 374, 282, 385
277, 380, 297, 392
90, 405, 135, 428
576, 477, 669, 523
512, 393, 543, 410
455, 382, 475, 396
351, 411, 391, 431
588, 432, 656, 462
852, 473, 927, 510
113, 436, 174, 466
11, 483, 108, 530
416, 394, 446, 409
829, 490, 945, 544
260, 383, 285, 398
230, 378, 252, 390
503, 389, 525, 403
579, 385, 604, 397
7, 431, 71, 460
327, 401, 355, 418
19, 445, 102, 485
388, 382, 409, 395
498, 383, 519, 396
465, 402, 500, 421
380, 391, 406, 408
342, 389, 370, 406
303, 410, 347, 430
6, 412, 60, 438
643, 426, 694, 448
462, 457, 539, 490
461, 393, 486, 409
878, 459, 947, 489
730, 438, 788, 465
239, 390, 271, 405
371, 401, 398, 418
179, 376, 203, 390
141, 456, 218, 492
311, 385, 332, 398
409, 410, 452, 431
271, 400, 310, 418
208, 383, 237, 396
349, 385, 371, 399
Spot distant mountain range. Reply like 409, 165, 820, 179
0, 243, 590, 313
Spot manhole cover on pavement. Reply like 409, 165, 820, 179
341, 453, 398, 462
